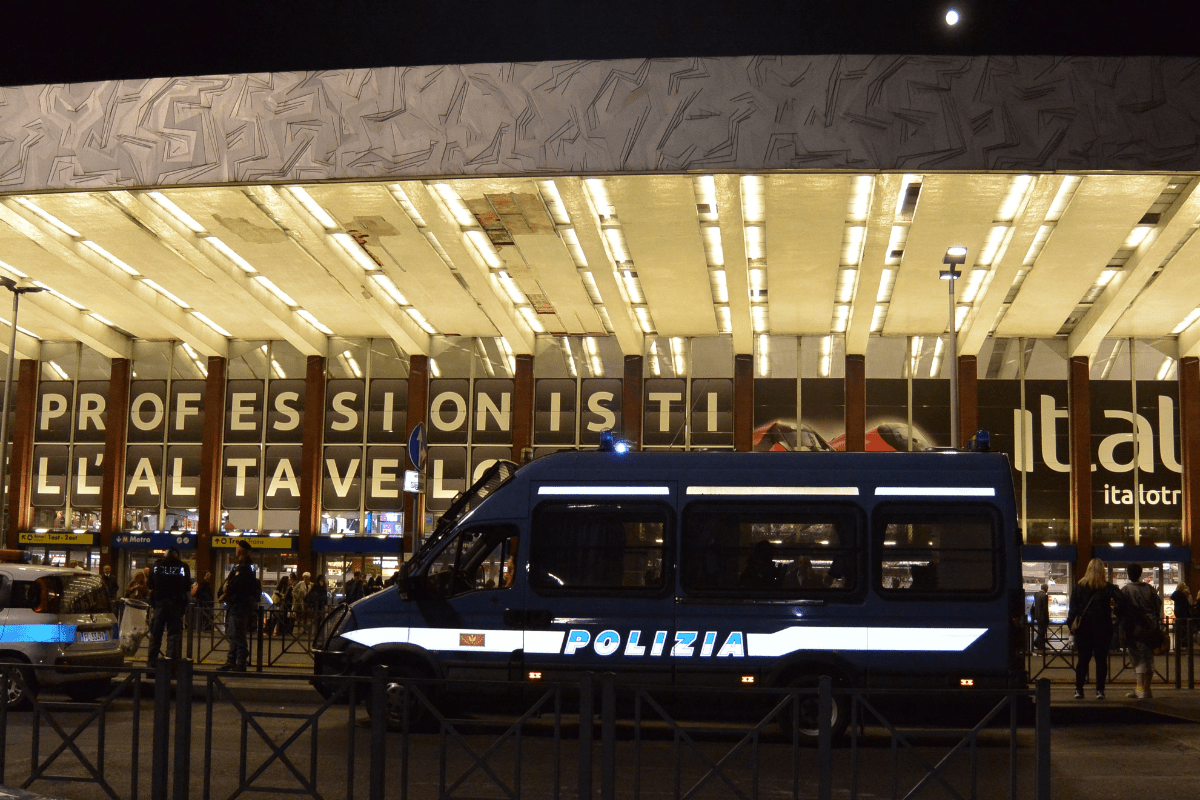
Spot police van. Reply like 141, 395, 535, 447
313, 446, 1025, 735
1, 552, 124, 707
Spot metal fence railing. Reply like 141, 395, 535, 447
1026, 618, 1197, 689
1, 663, 1052, 800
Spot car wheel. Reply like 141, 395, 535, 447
0, 657, 36, 711
367, 664, 434, 731
63, 678, 113, 703
779, 673, 850, 741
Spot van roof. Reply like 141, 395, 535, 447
515, 449, 1013, 483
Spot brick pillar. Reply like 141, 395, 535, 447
733, 354, 753, 452
298, 355, 326, 577
623, 355, 643, 450
512, 354, 533, 463
1069, 355, 1092, 578
6, 359, 38, 547
1180, 356, 1200, 582
844, 354, 865, 452
196, 357, 226, 580
957, 354, 978, 448
98, 358, 130, 570
405, 355, 429, 549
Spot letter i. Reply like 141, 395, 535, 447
700, 632, 717, 657
650, 631, 667, 657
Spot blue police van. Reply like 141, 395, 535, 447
313, 446, 1025, 736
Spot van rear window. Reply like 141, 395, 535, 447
681, 503, 859, 596
11, 574, 112, 615
876, 505, 997, 595
530, 503, 669, 593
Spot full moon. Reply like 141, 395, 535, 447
946, 9, 960, 25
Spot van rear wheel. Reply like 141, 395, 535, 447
1, 657, 36, 710
779, 674, 849, 741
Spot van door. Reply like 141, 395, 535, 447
519, 500, 675, 685
409, 524, 523, 681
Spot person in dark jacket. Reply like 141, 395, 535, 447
305, 574, 329, 621
344, 571, 366, 604
1066, 558, 1127, 700
1170, 581, 1192, 643
218, 540, 260, 672
192, 572, 215, 631
146, 547, 191, 665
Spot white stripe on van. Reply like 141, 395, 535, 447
687, 486, 859, 496
746, 626, 986, 656
537, 486, 670, 496
343, 625, 982, 655
874, 487, 996, 497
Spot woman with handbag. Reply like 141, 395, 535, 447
1066, 559, 1126, 700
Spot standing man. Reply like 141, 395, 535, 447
1032, 584, 1050, 651
101, 564, 120, 602
1121, 563, 1163, 700
218, 540, 260, 672
292, 572, 312, 629
146, 547, 191, 666
344, 570, 366, 604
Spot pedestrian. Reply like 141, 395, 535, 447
146, 546, 191, 666
217, 540, 261, 672
1170, 581, 1192, 647
1066, 558, 1126, 700
269, 574, 292, 636
100, 564, 120, 601
192, 572, 215, 631
124, 570, 150, 602
1121, 563, 1163, 700
293, 572, 312, 628
1032, 583, 1050, 651
344, 571, 366, 604
306, 574, 329, 621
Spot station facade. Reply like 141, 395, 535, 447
1, 55, 1200, 605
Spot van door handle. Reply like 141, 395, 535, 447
503, 609, 553, 629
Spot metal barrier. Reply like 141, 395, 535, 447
1027, 618, 1197, 689
1, 664, 1051, 800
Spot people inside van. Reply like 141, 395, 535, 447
739, 540, 783, 589
1066, 558, 1127, 700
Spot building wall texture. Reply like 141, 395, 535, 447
1, 55, 1197, 192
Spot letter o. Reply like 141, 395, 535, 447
594, 630, 621, 656
1146, 490, 1160, 505
430, 392, 467, 431
131, 393, 165, 431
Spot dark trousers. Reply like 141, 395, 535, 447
1075, 636, 1110, 691
147, 602, 184, 663
1033, 621, 1048, 650
225, 606, 253, 666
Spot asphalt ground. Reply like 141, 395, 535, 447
3, 671, 1200, 800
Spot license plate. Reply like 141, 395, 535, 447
79, 630, 109, 643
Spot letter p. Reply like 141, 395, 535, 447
563, 629, 591, 655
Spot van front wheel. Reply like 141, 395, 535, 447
779, 674, 849, 741
367, 664, 434, 731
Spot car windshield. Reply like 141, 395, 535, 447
59, 573, 113, 614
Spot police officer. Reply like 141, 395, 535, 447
218, 540, 260, 672
146, 547, 191, 666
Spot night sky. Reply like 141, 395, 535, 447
3, 0, 1199, 87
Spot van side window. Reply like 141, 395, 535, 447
530, 503, 669, 593
681, 503, 859, 595
423, 525, 520, 599
876, 505, 997, 595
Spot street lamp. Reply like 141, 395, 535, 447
0, 277, 43, 541
941, 247, 967, 448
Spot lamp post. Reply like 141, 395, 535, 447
941, 247, 967, 449
0, 277, 43, 542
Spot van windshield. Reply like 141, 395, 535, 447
411, 460, 519, 569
